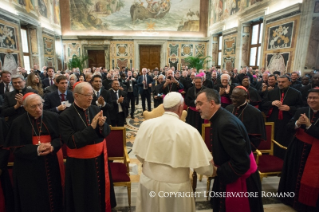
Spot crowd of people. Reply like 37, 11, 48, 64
0, 64, 318, 212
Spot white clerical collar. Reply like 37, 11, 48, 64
313, 109, 319, 113
164, 111, 179, 119
236, 101, 248, 109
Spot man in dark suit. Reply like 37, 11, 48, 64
91, 75, 113, 121
43, 73, 60, 95
1, 75, 38, 124
196, 89, 263, 212
42, 67, 55, 88
137, 68, 153, 111
124, 70, 137, 118
44, 75, 74, 114
109, 80, 128, 127
0, 71, 14, 98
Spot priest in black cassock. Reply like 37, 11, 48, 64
226, 86, 266, 151
5, 93, 63, 212
0, 118, 14, 212
299, 72, 319, 106
59, 82, 116, 212
261, 75, 303, 159
241, 76, 262, 108
196, 89, 263, 212
162, 69, 182, 94
185, 76, 206, 133
278, 87, 319, 211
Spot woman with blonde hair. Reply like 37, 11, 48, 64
26, 72, 44, 96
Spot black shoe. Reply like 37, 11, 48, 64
131, 116, 135, 119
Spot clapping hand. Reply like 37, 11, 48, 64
97, 96, 105, 105
91, 111, 103, 129
297, 113, 311, 128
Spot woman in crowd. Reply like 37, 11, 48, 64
26, 72, 44, 96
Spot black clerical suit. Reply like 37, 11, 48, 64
1, 88, 38, 124
209, 107, 263, 212
261, 86, 303, 159
125, 78, 137, 118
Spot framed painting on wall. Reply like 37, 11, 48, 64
267, 22, 294, 50
0, 24, 18, 50
0, 52, 19, 72
266, 52, 290, 74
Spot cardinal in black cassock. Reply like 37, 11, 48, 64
0, 118, 14, 212
278, 88, 319, 211
59, 82, 116, 212
5, 93, 64, 212
226, 86, 266, 151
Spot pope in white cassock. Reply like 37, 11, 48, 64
133, 92, 214, 212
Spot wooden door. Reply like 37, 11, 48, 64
88, 50, 105, 68
139, 45, 161, 70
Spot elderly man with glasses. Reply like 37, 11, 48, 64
59, 82, 116, 212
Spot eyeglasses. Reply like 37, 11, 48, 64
307, 97, 319, 100
78, 93, 94, 97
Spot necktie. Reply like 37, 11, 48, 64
5, 84, 9, 93
115, 91, 119, 99
97, 91, 100, 98
278, 92, 284, 120
144, 75, 146, 89
50, 78, 53, 85
61, 94, 65, 101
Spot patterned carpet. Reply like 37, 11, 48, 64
124, 99, 145, 153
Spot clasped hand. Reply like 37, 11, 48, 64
38, 143, 53, 156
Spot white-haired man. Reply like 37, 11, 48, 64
5, 93, 64, 211
133, 92, 213, 212
137, 68, 153, 111
59, 82, 116, 212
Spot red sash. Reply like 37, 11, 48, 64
32, 135, 65, 189
66, 139, 111, 212
225, 152, 257, 212
295, 128, 319, 207
188, 106, 198, 112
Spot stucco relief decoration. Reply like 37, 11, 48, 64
267, 22, 294, 50
0, 24, 17, 50
241, 35, 249, 66
67, 43, 81, 58
116, 58, 128, 68
266, 52, 290, 74
195, 44, 205, 56
45, 56, 54, 67
169, 44, 179, 57
181, 44, 193, 56
43, 37, 54, 55
116, 44, 128, 57
169, 57, 178, 70
223, 56, 235, 71
30, 28, 38, 54
69, 0, 200, 31
224, 37, 236, 55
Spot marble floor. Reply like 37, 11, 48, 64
113, 98, 296, 212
